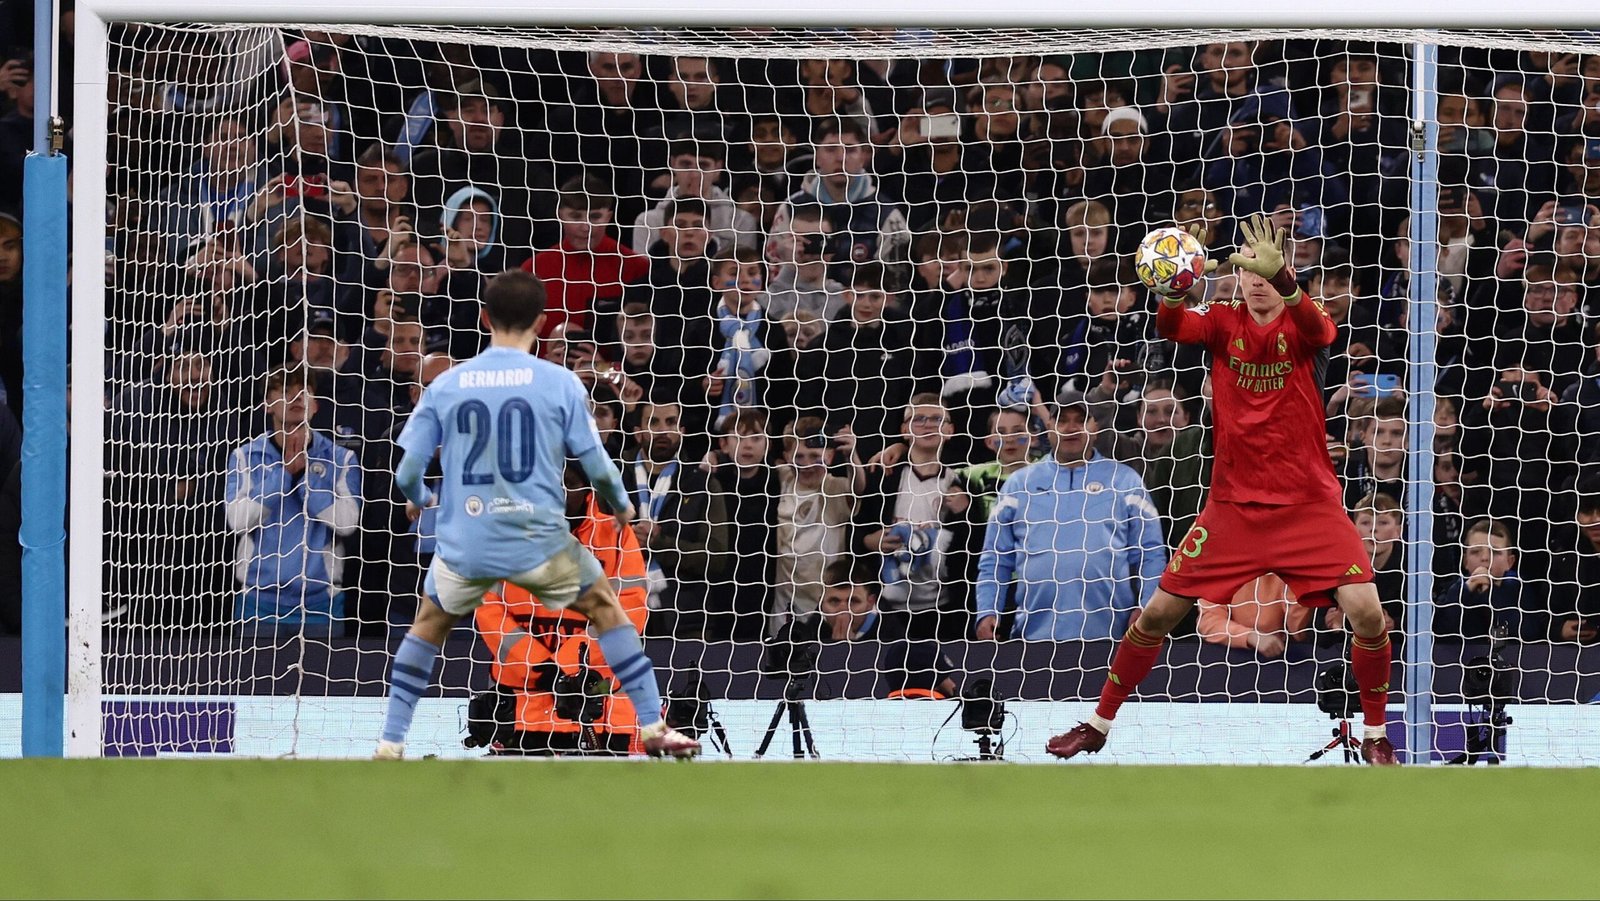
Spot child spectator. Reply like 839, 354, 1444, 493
1339, 395, 1407, 511
705, 407, 780, 641
772, 417, 855, 632
1433, 517, 1541, 642
821, 262, 916, 453
1060, 264, 1155, 403
525, 178, 648, 341
709, 248, 774, 429
1324, 492, 1406, 644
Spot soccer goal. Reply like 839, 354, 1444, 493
39, 0, 1600, 762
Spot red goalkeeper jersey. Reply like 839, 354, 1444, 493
1156, 295, 1343, 506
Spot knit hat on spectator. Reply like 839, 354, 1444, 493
1101, 106, 1148, 136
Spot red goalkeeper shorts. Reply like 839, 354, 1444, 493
1159, 499, 1372, 608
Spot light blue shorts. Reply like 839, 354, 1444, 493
424, 539, 605, 617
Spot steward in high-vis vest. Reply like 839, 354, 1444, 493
471, 470, 652, 755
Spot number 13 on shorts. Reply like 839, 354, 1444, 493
1170, 525, 1208, 572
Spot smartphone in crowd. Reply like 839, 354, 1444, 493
1556, 203, 1589, 226
1351, 372, 1401, 398
284, 174, 329, 199
922, 112, 961, 140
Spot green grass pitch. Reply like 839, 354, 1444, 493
1, 760, 1595, 899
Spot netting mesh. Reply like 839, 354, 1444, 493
86, 22, 1600, 762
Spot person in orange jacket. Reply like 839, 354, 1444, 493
472, 466, 653, 755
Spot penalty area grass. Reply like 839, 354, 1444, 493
0, 759, 1594, 899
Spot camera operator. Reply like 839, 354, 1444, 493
470, 467, 652, 756
812, 558, 957, 698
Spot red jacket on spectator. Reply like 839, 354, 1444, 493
522, 235, 649, 338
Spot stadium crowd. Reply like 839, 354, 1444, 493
2, 11, 1600, 660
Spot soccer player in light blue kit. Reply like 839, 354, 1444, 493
374, 270, 700, 759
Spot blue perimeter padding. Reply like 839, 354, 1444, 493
21, 151, 68, 757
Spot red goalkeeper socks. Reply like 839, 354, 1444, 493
1350, 633, 1393, 729
1094, 625, 1164, 723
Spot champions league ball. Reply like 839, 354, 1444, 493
1134, 226, 1208, 300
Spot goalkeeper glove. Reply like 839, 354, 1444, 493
1158, 223, 1221, 308
1228, 212, 1301, 299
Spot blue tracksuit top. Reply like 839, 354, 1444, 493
976, 452, 1168, 640
224, 431, 361, 599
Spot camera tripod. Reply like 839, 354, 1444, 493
960, 732, 1005, 761
1447, 705, 1512, 765
665, 678, 734, 757
1306, 717, 1361, 764
692, 708, 733, 758
755, 676, 819, 759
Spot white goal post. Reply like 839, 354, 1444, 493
62, 0, 1600, 761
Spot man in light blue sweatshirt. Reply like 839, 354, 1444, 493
975, 400, 1168, 641
225, 363, 361, 634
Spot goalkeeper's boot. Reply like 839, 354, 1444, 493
372, 739, 405, 761
1361, 736, 1399, 766
1045, 723, 1107, 760
640, 721, 701, 759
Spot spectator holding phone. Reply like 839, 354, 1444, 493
1312, 256, 1396, 408
1488, 257, 1586, 399
765, 203, 846, 324
1469, 79, 1557, 225
0, 53, 30, 211
769, 118, 910, 274
881, 89, 997, 234
156, 116, 273, 265
1460, 365, 1578, 573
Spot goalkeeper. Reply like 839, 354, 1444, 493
1047, 214, 1398, 765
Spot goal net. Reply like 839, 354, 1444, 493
81, 21, 1600, 762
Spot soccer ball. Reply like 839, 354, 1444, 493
1134, 226, 1208, 300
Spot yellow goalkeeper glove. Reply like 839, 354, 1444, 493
1228, 212, 1300, 299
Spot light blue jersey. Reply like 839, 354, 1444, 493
395, 347, 631, 580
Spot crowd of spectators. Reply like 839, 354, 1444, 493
2, 15, 1600, 660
